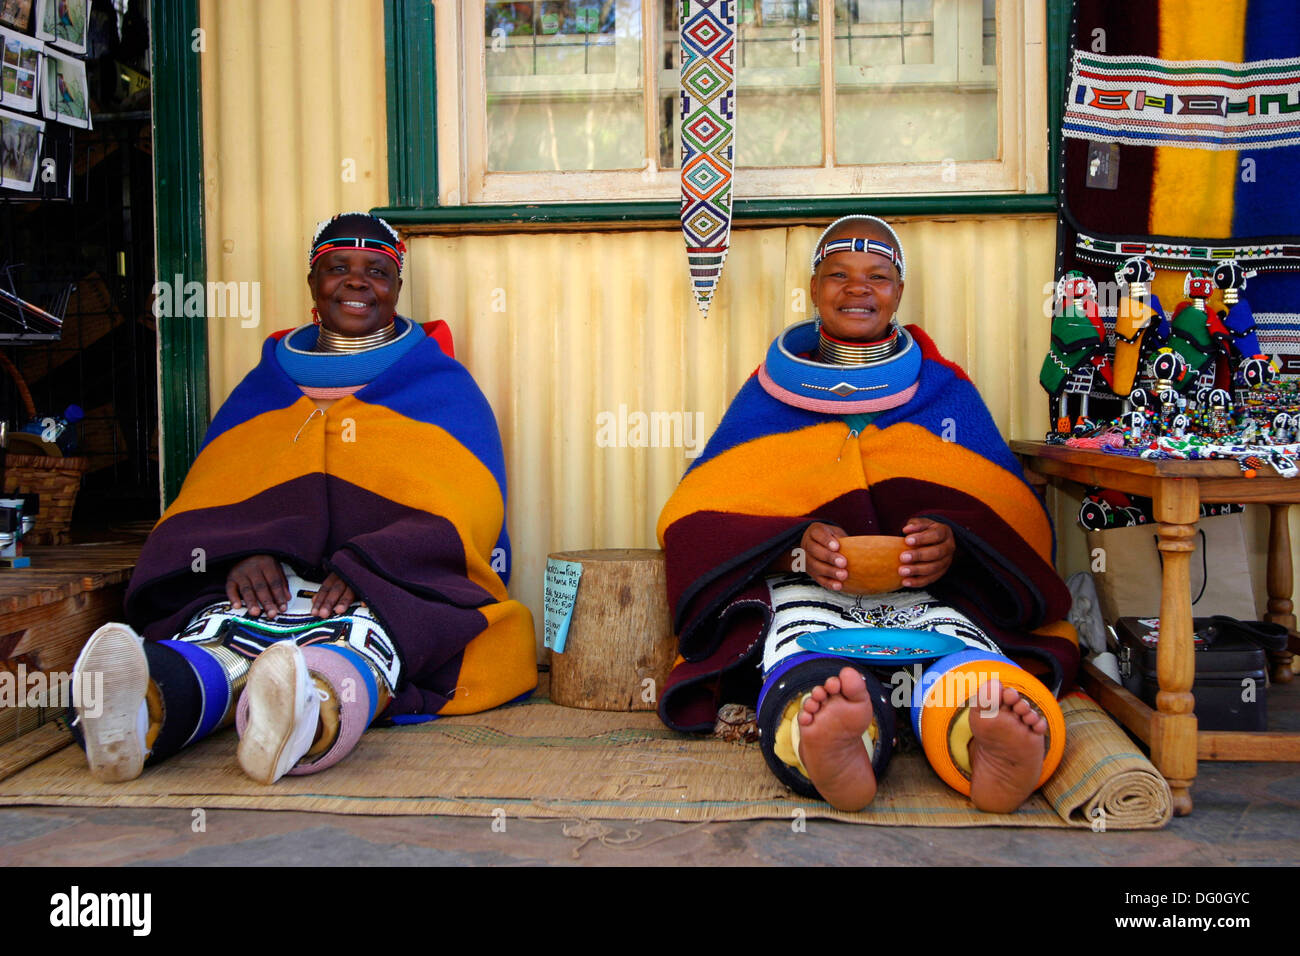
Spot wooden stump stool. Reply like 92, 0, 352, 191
548, 549, 677, 712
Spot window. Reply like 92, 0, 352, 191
435, 1, 1046, 206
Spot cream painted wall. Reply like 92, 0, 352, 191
197, 1, 1296, 654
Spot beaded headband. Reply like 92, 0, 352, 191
810, 214, 906, 279
309, 212, 406, 273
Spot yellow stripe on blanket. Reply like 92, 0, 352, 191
657, 420, 1056, 568
656, 422, 864, 542
160, 398, 333, 519
439, 598, 539, 715
331, 398, 508, 602
857, 423, 1057, 565
159, 396, 509, 603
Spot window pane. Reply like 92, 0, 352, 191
485, 1, 644, 172
658, 2, 679, 169
735, 1, 823, 167
837, 0, 934, 65
983, 0, 995, 67
834, 0, 998, 166
660, 1, 822, 170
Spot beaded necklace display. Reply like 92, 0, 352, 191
314, 320, 399, 354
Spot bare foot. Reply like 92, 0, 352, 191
796, 667, 878, 811
968, 678, 1047, 813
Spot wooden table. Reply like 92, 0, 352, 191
0, 542, 142, 778
1011, 440, 1300, 816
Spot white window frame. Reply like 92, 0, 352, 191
434, 0, 1046, 206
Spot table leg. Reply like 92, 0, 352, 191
1152, 482, 1200, 816
1265, 504, 1296, 684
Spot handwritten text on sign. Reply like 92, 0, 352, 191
543, 558, 583, 654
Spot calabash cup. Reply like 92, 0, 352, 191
836, 534, 907, 595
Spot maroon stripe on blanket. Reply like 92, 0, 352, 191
869, 477, 1072, 631
659, 582, 770, 733
125, 474, 332, 634
323, 478, 494, 609
125, 475, 498, 716
665, 489, 878, 652
1063, 138, 1158, 237
329, 548, 486, 715
1075, 0, 1159, 58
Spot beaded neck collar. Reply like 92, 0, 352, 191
758, 320, 921, 414
276, 316, 423, 388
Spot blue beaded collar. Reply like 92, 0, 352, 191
757, 320, 922, 414
275, 316, 424, 388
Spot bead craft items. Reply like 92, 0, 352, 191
680, 0, 736, 319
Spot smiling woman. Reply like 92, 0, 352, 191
307, 215, 405, 343
656, 212, 1079, 814
69, 212, 537, 788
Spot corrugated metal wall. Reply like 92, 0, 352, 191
197, 1, 1295, 652
400, 218, 1059, 630
198, 0, 391, 393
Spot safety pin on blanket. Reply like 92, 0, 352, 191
293, 407, 325, 443
836, 425, 860, 463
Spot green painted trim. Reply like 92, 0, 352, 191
1047, 0, 1071, 196
384, 0, 438, 208
383, 1, 1067, 224
152, 0, 209, 505
375, 193, 1058, 227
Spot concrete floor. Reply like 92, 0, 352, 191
4, 670, 1298, 867
0, 754, 1296, 866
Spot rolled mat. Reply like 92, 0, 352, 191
0, 684, 1170, 829
1041, 692, 1173, 829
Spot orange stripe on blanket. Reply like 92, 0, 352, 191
327, 398, 508, 602
160, 399, 332, 518
160, 396, 509, 603
857, 423, 1056, 564
656, 422, 865, 544
437, 598, 538, 715
1032, 617, 1079, 649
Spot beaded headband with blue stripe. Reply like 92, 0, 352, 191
309, 236, 405, 272
812, 237, 903, 275
810, 214, 906, 280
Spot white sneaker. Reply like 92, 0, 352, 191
72, 623, 149, 783
236, 641, 322, 785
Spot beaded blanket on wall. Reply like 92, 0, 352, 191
680, 0, 736, 319
1054, 0, 1300, 437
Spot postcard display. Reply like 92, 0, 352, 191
0, 0, 92, 197
1042, 0, 1300, 486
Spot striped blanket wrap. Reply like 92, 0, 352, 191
124, 326, 537, 718
655, 326, 1078, 733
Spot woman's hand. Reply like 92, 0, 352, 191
898, 517, 955, 589
310, 572, 356, 619
800, 522, 851, 592
226, 555, 290, 618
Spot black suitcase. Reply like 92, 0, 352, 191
1114, 616, 1287, 732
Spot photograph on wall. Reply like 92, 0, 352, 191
0, 0, 33, 31
39, 45, 88, 128
0, 25, 41, 113
0, 0, 33, 32
34, 0, 85, 55
0, 106, 43, 190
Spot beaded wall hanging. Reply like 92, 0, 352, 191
680, 0, 736, 319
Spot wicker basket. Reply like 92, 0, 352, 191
1, 351, 89, 545
2, 454, 90, 545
